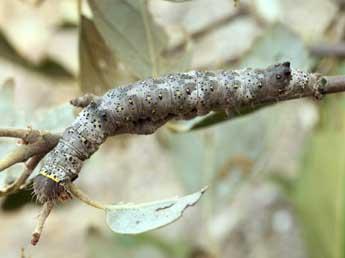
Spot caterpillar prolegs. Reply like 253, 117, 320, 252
33, 62, 311, 202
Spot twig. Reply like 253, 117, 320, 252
66, 183, 106, 210
0, 128, 33, 139
0, 130, 60, 172
70, 94, 100, 108
166, 74, 345, 132
0, 154, 44, 197
164, 6, 250, 56
310, 43, 345, 58
31, 201, 54, 246
233, 75, 345, 112
319, 76, 345, 94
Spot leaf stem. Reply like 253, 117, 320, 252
66, 183, 106, 210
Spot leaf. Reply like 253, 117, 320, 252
79, 16, 135, 94
171, 23, 313, 132
88, 0, 191, 79
105, 187, 207, 234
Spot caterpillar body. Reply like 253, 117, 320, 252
33, 62, 311, 202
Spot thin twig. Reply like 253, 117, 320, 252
320, 76, 345, 94
31, 201, 54, 246
66, 183, 106, 210
163, 6, 250, 56
0, 154, 44, 197
233, 75, 345, 113
0, 128, 34, 140
70, 94, 100, 108
310, 43, 345, 58
0, 131, 60, 172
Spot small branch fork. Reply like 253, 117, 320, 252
0, 128, 60, 173
0, 154, 44, 197
0, 70, 344, 246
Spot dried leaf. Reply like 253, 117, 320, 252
105, 187, 207, 234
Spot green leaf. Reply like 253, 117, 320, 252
105, 187, 207, 234
88, 0, 191, 79
79, 16, 135, 94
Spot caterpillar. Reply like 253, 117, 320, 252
33, 62, 312, 203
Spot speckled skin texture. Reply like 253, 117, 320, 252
33, 62, 311, 202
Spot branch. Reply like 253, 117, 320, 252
70, 94, 100, 108
0, 128, 34, 139
230, 75, 345, 118
0, 129, 60, 172
0, 154, 44, 197
164, 6, 250, 56
319, 76, 345, 94
31, 201, 53, 246
0, 128, 61, 197
310, 43, 345, 58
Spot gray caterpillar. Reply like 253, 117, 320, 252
33, 62, 310, 202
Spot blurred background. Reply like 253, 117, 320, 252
0, 0, 345, 257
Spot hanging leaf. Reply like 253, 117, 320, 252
88, 0, 191, 79
105, 187, 207, 234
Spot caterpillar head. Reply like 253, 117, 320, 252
264, 62, 292, 95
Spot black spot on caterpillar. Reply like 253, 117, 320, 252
33, 62, 309, 203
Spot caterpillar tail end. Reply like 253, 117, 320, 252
33, 172, 72, 203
